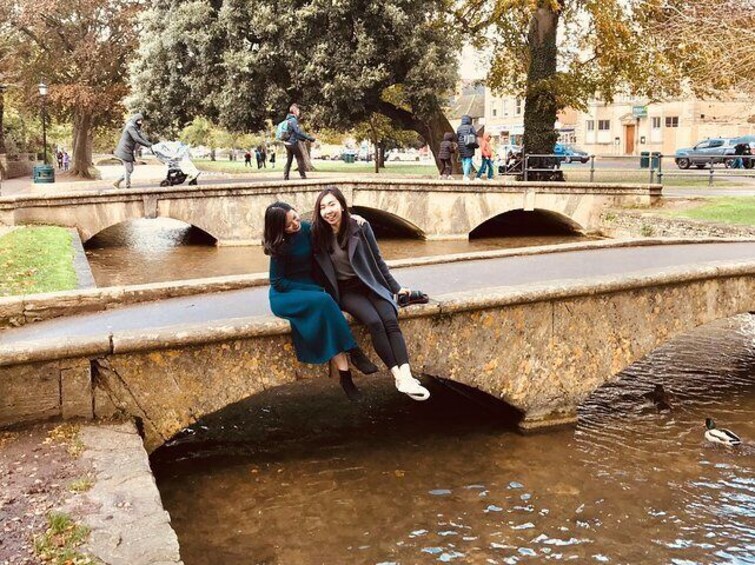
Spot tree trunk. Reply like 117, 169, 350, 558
378, 143, 386, 168
298, 140, 314, 172
370, 123, 379, 174
210, 148, 216, 161
522, 1, 563, 181
70, 111, 94, 178
0, 89, 5, 154
377, 101, 461, 174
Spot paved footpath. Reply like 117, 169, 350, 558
3, 242, 755, 348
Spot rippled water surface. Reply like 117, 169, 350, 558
152, 317, 755, 564
84, 218, 589, 287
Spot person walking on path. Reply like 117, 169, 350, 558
438, 132, 457, 179
244, 150, 252, 167
62, 151, 70, 172
476, 132, 494, 180
113, 112, 153, 189
456, 115, 478, 182
283, 104, 315, 181
260, 146, 267, 168
264, 201, 379, 401
311, 187, 431, 402
270, 148, 276, 168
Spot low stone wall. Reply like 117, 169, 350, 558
4, 238, 753, 329
2, 260, 755, 451
0, 153, 35, 180
600, 209, 755, 239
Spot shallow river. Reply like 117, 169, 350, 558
84, 218, 589, 287
151, 316, 755, 564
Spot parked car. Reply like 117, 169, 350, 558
387, 148, 421, 162
554, 143, 590, 164
674, 138, 737, 169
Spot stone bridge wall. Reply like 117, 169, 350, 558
0, 179, 661, 244
1, 261, 753, 452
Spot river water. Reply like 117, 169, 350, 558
151, 316, 755, 565
84, 218, 590, 287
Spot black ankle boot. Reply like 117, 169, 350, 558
339, 369, 362, 402
349, 347, 378, 375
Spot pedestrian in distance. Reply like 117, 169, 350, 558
56, 149, 63, 170
438, 132, 457, 179
244, 150, 252, 167
279, 103, 315, 181
270, 148, 276, 168
113, 112, 153, 189
456, 114, 478, 182
731, 142, 747, 169
260, 146, 267, 168
264, 201, 379, 402
311, 187, 431, 402
476, 132, 494, 181
62, 151, 70, 172
255, 147, 262, 169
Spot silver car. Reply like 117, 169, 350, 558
674, 138, 737, 169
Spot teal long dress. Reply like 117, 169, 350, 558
268, 222, 357, 364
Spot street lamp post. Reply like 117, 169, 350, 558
38, 82, 48, 165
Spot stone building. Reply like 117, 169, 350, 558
575, 96, 755, 156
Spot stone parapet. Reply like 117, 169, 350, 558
601, 209, 755, 239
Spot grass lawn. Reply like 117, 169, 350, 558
664, 197, 755, 225
0, 227, 78, 297
195, 158, 439, 176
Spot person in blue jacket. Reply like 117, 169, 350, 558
264, 202, 377, 401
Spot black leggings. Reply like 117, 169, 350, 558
440, 158, 452, 176
338, 279, 409, 369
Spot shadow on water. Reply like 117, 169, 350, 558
470, 209, 582, 239
151, 316, 755, 565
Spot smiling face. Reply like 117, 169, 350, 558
284, 209, 301, 234
319, 193, 343, 230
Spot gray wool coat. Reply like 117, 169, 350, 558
114, 113, 153, 162
314, 220, 401, 313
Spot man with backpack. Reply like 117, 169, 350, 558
277, 103, 315, 180
456, 114, 478, 182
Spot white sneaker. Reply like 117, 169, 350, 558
463, 176, 471, 182
394, 374, 430, 401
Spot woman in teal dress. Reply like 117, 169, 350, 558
264, 201, 376, 400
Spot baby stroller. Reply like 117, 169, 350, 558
151, 141, 200, 187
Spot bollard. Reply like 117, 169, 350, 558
657, 154, 664, 185
709, 158, 714, 187
589, 155, 595, 183
524, 155, 529, 182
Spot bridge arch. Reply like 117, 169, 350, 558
350, 206, 425, 239
469, 208, 584, 238
81, 215, 220, 245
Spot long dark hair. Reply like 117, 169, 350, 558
263, 201, 294, 256
312, 186, 353, 253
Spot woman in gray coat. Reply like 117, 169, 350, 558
312, 187, 430, 401
113, 112, 153, 189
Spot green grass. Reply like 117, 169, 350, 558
34, 512, 95, 564
664, 197, 755, 226
195, 158, 438, 176
0, 227, 78, 297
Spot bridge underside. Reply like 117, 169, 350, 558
2, 266, 752, 452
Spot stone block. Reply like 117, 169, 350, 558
0, 296, 25, 328
60, 359, 94, 419
0, 361, 60, 426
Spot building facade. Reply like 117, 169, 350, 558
575, 97, 755, 156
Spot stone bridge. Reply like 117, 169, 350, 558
0, 178, 660, 244
1, 254, 753, 452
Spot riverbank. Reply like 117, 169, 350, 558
0, 421, 182, 565
0, 227, 79, 297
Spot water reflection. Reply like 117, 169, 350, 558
84, 218, 590, 287
152, 316, 755, 564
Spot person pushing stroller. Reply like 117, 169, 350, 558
113, 112, 154, 189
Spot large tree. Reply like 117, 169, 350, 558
457, 0, 747, 178
0, 0, 141, 177
128, 0, 460, 167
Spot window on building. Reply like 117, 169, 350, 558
651, 117, 661, 129
492, 108, 497, 117
665, 116, 679, 128
586, 120, 595, 131
503, 100, 508, 117
515, 99, 522, 115
598, 120, 610, 131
